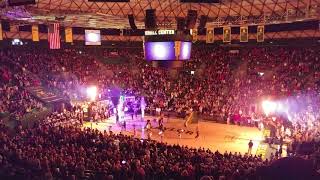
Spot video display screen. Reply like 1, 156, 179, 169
85, 30, 101, 45
179, 41, 192, 60
144, 42, 176, 61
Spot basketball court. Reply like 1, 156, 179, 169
83, 115, 266, 156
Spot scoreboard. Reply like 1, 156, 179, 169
144, 29, 192, 61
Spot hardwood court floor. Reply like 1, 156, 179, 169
83, 115, 264, 155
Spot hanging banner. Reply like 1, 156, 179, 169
257, 25, 264, 42
32, 25, 39, 42
65, 27, 73, 43
0, 23, 3, 41
240, 26, 248, 42
48, 23, 61, 49
206, 28, 214, 43
223, 26, 231, 42
191, 29, 198, 42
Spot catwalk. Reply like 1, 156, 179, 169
83, 115, 265, 156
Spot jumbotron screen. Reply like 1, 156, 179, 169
144, 41, 192, 61
144, 42, 176, 61
85, 30, 101, 45
179, 41, 192, 60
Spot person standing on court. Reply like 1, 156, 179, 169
195, 125, 200, 139
248, 140, 253, 154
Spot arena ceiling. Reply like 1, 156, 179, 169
0, 0, 319, 29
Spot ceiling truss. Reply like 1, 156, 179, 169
0, 0, 319, 29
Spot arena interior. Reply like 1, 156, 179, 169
0, 0, 320, 180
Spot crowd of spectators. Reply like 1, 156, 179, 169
0, 52, 43, 120
3, 47, 318, 121
40, 110, 83, 128
0, 45, 320, 179
0, 124, 269, 180
1, 47, 320, 132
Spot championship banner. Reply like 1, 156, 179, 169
175, 41, 181, 58
191, 29, 198, 42
65, 27, 73, 43
32, 25, 39, 42
206, 28, 214, 43
0, 23, 3, 41
257, 25, 264, 42
223, 27, 231, 42
240, 26, 248, 42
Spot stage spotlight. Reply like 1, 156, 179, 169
87, 86, 97, 101
262, 100, 276, 116
277, 103, 284, 112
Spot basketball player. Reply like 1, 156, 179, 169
195, 125, 200, 139
178, 129, 184, 139
158, 116, 164, 130
145, 120, 152, 140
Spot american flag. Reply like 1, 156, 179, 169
48, 23, 60, 49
